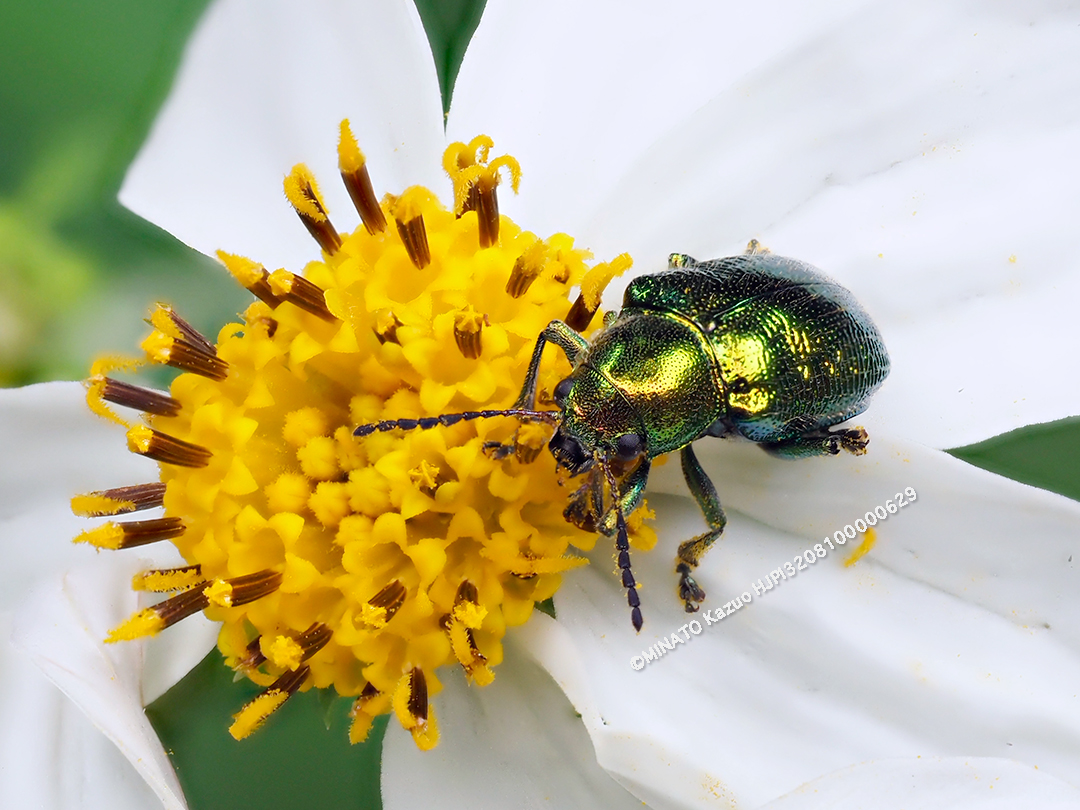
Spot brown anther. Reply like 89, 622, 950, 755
373, 310, 403, 345
267, 269, 337, 322
506, 240, 547, 298
396, 215, 430, 269
474, 175, 500, 248
252, 315, 279, 338
296, 622, 333, 660
238, 636, 267, 671
72, 482, 166, 517
338, 119, 387, 234
284, 165, 342, 255
272, 665, 311, 696
226, 570, 285, 607
407, 667, 428, 722
95, 378, 180, 417
463, 626, 487, 664
459, 183, 481, 217
453, 307, 484, 359
566, 254, 630, 331
217, 253, 286, 307
127, 425, 212, 468
112, 517, 186, 549
368, 580, 407, 622
153, 581, 212, 630
454, 580, 480, 607
564, 293, 598, 332
143, 306, 228, 380
349, 682, 382, 724
342, 164, 387, 234
242, 271, 286, 307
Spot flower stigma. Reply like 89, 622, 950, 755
72, 125, 656, 750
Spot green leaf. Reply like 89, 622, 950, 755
949, 416, 1080, 503
147, 651, 387, 810
414, 0, 488, 116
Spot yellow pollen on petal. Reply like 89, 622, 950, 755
283, 164, 328, 222
844, 527, 877, 567
76, 131, 652, 752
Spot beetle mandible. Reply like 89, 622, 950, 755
354, 241, 890, 631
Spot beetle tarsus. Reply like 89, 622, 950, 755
676, 562, 706, 610
838, 427, 869, 455
481, 440, 516, 460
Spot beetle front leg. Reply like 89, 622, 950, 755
512, 319, 589, 410
676, 443, 727, 612
484, 320, 589, 459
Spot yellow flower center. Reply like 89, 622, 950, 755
73, 123, 655, 750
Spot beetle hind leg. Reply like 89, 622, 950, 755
676, 444, 727, 612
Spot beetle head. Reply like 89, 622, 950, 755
549, 366, 647, 474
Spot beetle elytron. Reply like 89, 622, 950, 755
355, 241, 890, 631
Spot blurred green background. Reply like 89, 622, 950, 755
1, 1, 1075, 809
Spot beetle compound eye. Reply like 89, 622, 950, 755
615, 433, 644, 460
553, 377, 574, 407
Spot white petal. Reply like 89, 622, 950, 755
11, 555, 187, 809
0, 612, 165, 810
762, 757, 1080, 809
120, 0, 445, 272
449, 0, 869, 242
0, 383, 157, 611
545, 496, 1080, 808
456, 0, 1080, 445
381, 619, 643, 810
651, 434, 1080, 652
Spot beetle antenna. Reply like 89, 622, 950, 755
353, 408, 558, 437
602, 461, 642, 632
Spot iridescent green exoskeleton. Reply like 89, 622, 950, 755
355, 241, 890, 631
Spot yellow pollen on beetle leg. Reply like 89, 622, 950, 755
75, 128, 653, 750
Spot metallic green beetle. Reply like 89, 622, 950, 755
355, 241, 890, 631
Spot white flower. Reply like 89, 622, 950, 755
4, 0, 1080, 808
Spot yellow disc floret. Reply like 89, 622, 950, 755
78, 129, 654, 749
